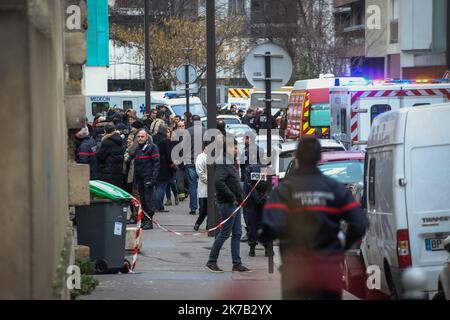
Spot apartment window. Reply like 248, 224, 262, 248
390, 0, 399, 43
229, 0, 245, 16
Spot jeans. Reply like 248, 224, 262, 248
208, 202, 242, 266
154, 181, 168, 211
165, 175, 178, 200
185, 164, 198, 211
195, 198, 208, 227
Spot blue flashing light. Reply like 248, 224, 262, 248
339, 78, 371, 86
164, 92, 178, 99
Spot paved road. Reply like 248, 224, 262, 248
81, 199, 358, 300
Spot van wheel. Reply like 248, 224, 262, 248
384, 263, 399, 300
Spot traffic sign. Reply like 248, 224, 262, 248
244, 43, 293, 91
176, 64, 197, 84
176, 83, 198, 95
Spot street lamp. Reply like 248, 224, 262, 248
144, 0, 151, 114
181, 48, 193, 127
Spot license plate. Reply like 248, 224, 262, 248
425, 238, 445, 251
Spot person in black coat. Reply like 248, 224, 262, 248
75, 127, 98, 180
96, 124, 125, 188
134, 129, 160, 230
206, 136, 251, 273
260, 137, 368, 300
152, 124, 175, 212
244, 163, 268, 257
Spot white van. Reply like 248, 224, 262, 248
361, 103, 450, 298
85, 91, 206, 123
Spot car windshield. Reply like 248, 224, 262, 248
279, 151, 295, 173
226, 125, 252, 136
319, 160, 364, 184
310, 104, 330, 127
171, 104, 206, 118
221, 117, 241, 125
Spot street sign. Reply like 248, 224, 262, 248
176, 83, 198, 95
176, 64, 197, 84
244, 43, 293, 91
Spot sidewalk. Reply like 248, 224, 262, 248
82, 199, 282, 300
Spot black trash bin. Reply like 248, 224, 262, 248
76, 199, 129, 274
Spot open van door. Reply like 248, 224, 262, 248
404, 105, 450, 291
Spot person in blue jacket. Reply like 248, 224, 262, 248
134, 129, 160, 230
75, 127, 98, 180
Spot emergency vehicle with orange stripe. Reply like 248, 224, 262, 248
285, 75, 367, 140
330, 79, 450, 150
227, 88, 253, 111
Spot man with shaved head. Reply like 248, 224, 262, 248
134, 130, 160, 230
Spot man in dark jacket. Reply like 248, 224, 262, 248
206, 136, 252, 273
96, 124, 125, 188
260, 137, 368, 300
75, 127, 98, 180
185, 115, 206, 215
152, 124, 174, 212
134, 129, 160, 230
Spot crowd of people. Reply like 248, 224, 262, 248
75, 103, 368, 297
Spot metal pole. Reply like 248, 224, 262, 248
265, 52, 274, 274
185, 64, 190, 127
144, 0, 151, 114
206, 0, 218, 237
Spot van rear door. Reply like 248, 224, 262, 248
404, 105, 450, 273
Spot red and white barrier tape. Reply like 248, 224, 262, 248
128, 169, 268, 271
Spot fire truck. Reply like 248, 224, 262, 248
329, 79, 450, 150
285, 75, 368, 140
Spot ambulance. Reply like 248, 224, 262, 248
285, 75, 368, 140
85, 91, 206, 123
226, 88, 253, 112
329, 79, 450, 150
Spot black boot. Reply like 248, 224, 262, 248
249, 246, 256, 257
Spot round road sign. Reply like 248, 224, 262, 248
176, 64, 197, 84
244, 43, 293, 91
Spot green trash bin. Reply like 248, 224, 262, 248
76, 181, 133, 274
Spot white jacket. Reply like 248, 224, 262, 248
195, 152, 208, 198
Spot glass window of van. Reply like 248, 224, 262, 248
310, 104, 330, 127
172, 104, 206, 118
92, 102, 110, 116
371, 105, 391, 124
340, 109, 347, 134
123, 101, 133, 110
413, 103, 430, 107
368, 158, 376, 206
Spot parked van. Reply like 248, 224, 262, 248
85, 91, 206, 123
360, 103, 450, 298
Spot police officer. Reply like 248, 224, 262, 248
244, 162, 268, 257
134, 129, 160, 230
260, 137, 368, 300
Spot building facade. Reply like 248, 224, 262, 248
334, 0, 449, 79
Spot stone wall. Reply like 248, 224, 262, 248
0, 0, 89, 299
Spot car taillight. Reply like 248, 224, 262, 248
397, 229, 412, 269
